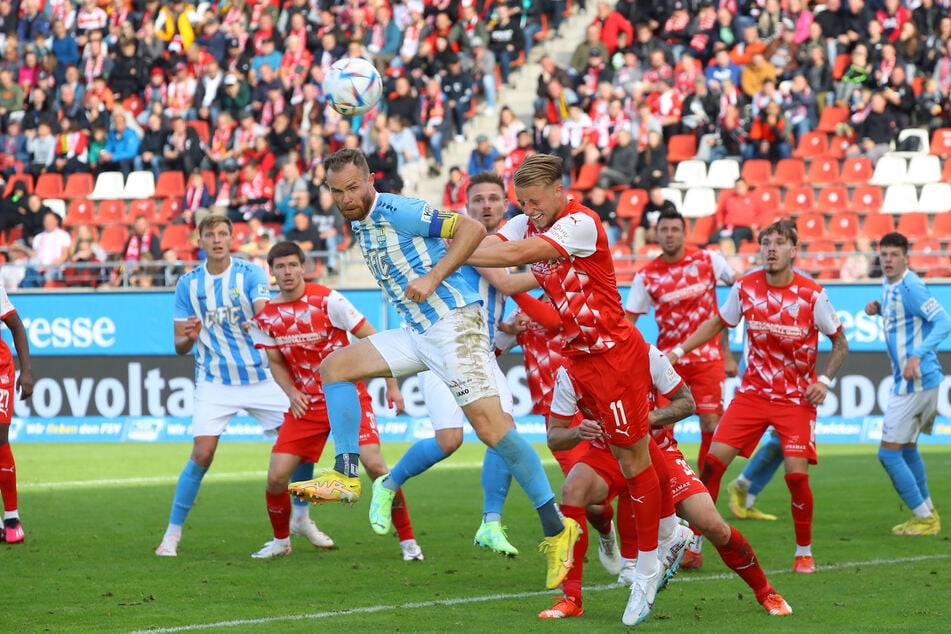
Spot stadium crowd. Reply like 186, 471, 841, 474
0, 0, 948, 290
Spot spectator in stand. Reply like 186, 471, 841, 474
682, 78, 719, 142
916, 78, 944, 132
468, 37, 497, 116
712, 178, 758, 250
443, 166, 469, 212
19, 210, 71, 288
596, 128, 638, 189
583, 185, 620, 246
111, 38, 148, 103
25, 120, 56, 178
801, 44, 834, 108
64, 226, 106, 288
51, 19, 80, 81
52, 117, 90, 176
418, 77, 447, 176
594, 1, 634, 56
442, 55, 472, 142
211, 157, 241, 219
570, 24, 609, 81
635, 184, 677, 251
195, 60, 225, 124
731, 24, 768, 67
366, 5, 402, 72
99, 112, 140, 177
750, 77, 783, 118
845, 91, 896, 164
122, 215, 164, 264
635, 129, 669, 188
836, 44, 875, 105
740, 53, 778, 99
278, 187, 315, 238
135, 112, 168, 179
661, 1, 692, 60
540, 78, 580, 124
882, 64, 914, 129
840, 236, 873, 282
366, 128, 402, 194
785, 73, 818, 143
745, 100, 791, 161
163, 115, 205, 175
469, 134, 500, 177
877, 0, 909, 43
488, 3, 524, 87
706, 43, 742, 88
182, 169, 212, 227
494, 106, 526, 158
312, 185, 344, 273
87, 124, 108, 173
236, 159, 277, 223
267, 113, 298, 170
9, 191, 46, 245
284, 208, 322, 253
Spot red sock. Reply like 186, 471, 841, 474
698, 431, 714, 473
617, 492, 638, 559
586, 501, 614, 536
713, 525, 773, 603
265, 490, 291, 539
700, 454, 728, 504
0, 443, 16, 512
626, 466, 661, 553
560, 504, 588, 606
391, 489, 415, 541
784, 472, 813, 547
648, 439, 676, 518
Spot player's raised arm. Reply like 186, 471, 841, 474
469, 234, 561, 268
405, 212, 486, 302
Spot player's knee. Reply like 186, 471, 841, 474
436, 430, 463, 454
266, 474, 289, 494
190, 449, 215, 467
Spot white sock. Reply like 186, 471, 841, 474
746, 492, 758, 509
795, 544, 812, 557
635, 548, 659, 577
164, 524, 182, 539
912, 502, 932, 519
923, 497, 935, 511
659, 514, 679, 541
274, 536, 290, 546
3, 510, 19, 521
291, 504, 309, 521
736, 475, 752, 489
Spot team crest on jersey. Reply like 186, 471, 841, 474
786, 302, 800, 316
687, 263, 699, 276
0, 375, 8, 385
231, 287, 241, 300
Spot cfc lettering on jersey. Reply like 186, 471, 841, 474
427, 210, 458, 239
205, 305, 242, 327
365, 249, 391, 279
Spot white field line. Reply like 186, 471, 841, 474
129, 553, 951, 634
19, 460, 556, 490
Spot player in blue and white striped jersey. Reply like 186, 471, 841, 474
865, 232, 951, 537
367, 171, 540, 556
289, 150, 578, 590
156, 216, 290, 557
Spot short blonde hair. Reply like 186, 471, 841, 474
513, 154, 562, 189
198, 214, 233, 237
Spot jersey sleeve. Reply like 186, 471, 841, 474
327, 289, 368, 333
248, 317, 278, 349
245, 264, 272, 304
813, 288, 843, 337
719, 283, 743, 327
710, 251, 738, 284
549, 366, 579, 418
624, 273, 651, 314
905, 281, 951, 357
390, 198, 458, 239
649, 345, 684, 398
496, 214, 529, 242
539, 212, 598, 259
0, 287, 15, 320
173, 277, 195, 320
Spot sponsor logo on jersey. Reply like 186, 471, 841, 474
658, 282, 707, 304
746, 321, 806, 338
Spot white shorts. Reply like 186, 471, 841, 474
367, 303, 498, 408
881, 387, 938, 444
420, 357, 513, 431
192, 380, 289, 438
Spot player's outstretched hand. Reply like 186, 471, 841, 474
405, 274, 438, 303
288, 389, 308, 419
386, 379, 406, 414
183, 316, 202, 340
804, 382, 829, 405
724, 354, 739, 378
865, 300, 880, 316
16, 369, 33, 399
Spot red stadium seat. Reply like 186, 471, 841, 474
616, 188, 648, 242
796, 213, 826, 242
909, 240, 951, 276
741, 159, 772, 184
634, 244, 662, 271
929, 127, 951, 157
4, 173, 33, 197
571, 163, 603, 191
781, 185, 816, 215
160, 224, 191, 253
861, 212, 895, 241
931, 212, 951, 242
895, 213, 930, 242
851, 185, 883, 215
232, 221, 251, 246
35, 173, 64, 198
686, 215, 716, 246
157, 198, 184, 224
817, 105, 849, 133
771, 159, 805, 187
666, 134, 697, 163
817, 186, 849, 214
793, 131, 828, 159
611, 243, 636, 284
99, 224, 129, 255
64, 199, 94, 227
805, 156, 840, 185
188, 120, 210, 145
752, 186, 781, 216
826, 130, 855, 159
127, 199, 157, 224
96, 200, 126, 225
155, 171, 186, 199
63, 172, 94, 199
827, 212, 861, 245
802, 240, 841, 279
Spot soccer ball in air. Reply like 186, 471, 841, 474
324, 57, 383, 116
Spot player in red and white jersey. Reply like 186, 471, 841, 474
249, 241, 423, 561
470, 154, 684, 627
670, 220, 849, 574
538, 345, 791, 620
0, 287, 33, 544
626, 209, 739, 477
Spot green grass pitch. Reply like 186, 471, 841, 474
4, 442, 950, 632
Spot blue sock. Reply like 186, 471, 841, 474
388, 438, 448, 488
169, 459, 208, 526
324, 381, 362, 476
879, 446, 925, 510
745, 432, 785, 496
481, 446, 512, 517
901, 446, 931, 502
290, 462, 314, 509
493, 429, 561, 536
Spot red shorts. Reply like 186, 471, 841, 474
676, 361, 725, 416
658, 442, 708, 505
578, 443, 628, 504
715, 391, 818, 465
567, 339, 651, 447
273, 398, 380, 463
0, 354, 13, 425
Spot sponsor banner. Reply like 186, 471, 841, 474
11, 352, 951, 443
8, 285, 951, 355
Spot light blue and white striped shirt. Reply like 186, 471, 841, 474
352, 192, 481, 332
460, 263, 505, 347
174, 258, 272, 384
881, 269, 951, 395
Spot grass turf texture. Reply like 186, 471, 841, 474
5, 442, 950, 632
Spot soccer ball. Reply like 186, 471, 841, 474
324, 57, 383, 116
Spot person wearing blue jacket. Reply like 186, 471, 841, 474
100, 114, 140, 177
865, 232, 951, 537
